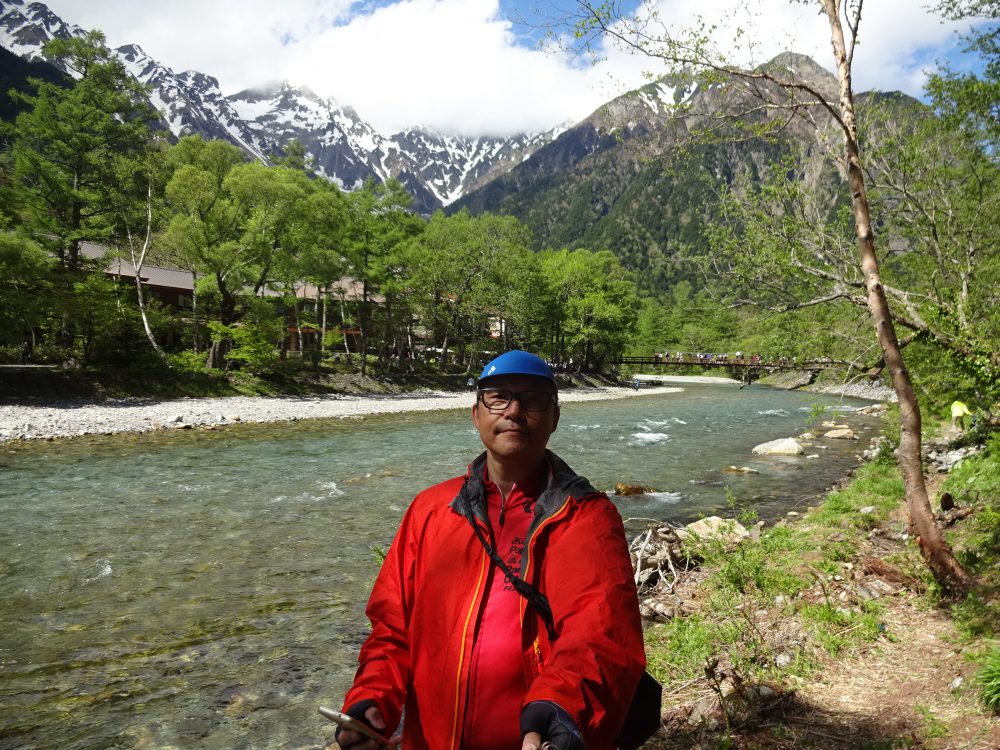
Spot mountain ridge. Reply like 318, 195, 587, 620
0, 0, 561, 213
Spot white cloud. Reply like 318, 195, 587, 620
614, 0, 972, 94
41, 0, 978, 136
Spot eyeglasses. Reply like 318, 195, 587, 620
477, 387, 556, 413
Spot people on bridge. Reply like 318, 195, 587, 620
333, 350, 647, 750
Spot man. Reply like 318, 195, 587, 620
334, 350, 646, 750
951, 400, 972, 431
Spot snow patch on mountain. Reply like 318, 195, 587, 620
0, 0, 558, 213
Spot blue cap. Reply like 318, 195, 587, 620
479, 350, 556, 386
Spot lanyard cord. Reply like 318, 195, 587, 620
460, 480, 559, 642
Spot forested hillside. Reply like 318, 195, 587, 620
452, 54, 873, 294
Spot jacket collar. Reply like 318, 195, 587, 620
449, 449, 600, 526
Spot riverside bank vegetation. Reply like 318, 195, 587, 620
636, 419, 1000, 748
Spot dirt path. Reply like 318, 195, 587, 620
790, 595, 999, 749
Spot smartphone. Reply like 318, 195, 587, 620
318, 706, 393, 747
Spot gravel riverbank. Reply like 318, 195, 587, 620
809, 381, 898, 402
0, 386, 683, 443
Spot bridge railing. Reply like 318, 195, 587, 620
615, 354, 831, 370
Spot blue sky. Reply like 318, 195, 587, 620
42, 0, 987, 136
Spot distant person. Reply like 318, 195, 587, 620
20, 339, 32, 364
466, 376, 475, 390
332, 350, 647, 750
951, 400, 972, 430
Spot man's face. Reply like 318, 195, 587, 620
472, 375, 559, 463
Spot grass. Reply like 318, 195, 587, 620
937, 432, 1000, 641
975, 646, 1000, 713
643, 458, 908, 692
914, 704, 950, 739
641, 422, 1000, 746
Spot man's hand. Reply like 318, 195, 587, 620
329, 702, 400, 750
519, 701, 583, 750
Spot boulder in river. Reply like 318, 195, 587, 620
751, 438, 804, 455
721, 465, 760, 475
615, 482, 655, 495
824, 428, 856, 439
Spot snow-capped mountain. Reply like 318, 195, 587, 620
0, 0, 81, 56
0, 0, 561, 212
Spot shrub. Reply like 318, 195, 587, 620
976, 646, 1000, 713
168, 350, 209, 371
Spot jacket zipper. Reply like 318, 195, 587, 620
519, 496, 573, 672
448, 526, 489, 750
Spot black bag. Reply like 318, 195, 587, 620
462, 494, 662, 749
614, 670, 662, 750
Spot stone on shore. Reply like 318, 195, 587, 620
824, 428, 856, 440
0, 385, 683, 443
676, 516, 749, 546
752, 438, 804, 455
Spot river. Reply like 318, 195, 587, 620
0, 384, 882, 749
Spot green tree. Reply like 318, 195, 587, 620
289, 181, 350, 361
0, 231, 51, 347
404, 210, 538, 371
929, 1, 1000, 149
539, 248, 639, 371
9, 31, 155, 272
864, 103, 1000, 395
165, 140, 316, 370
559, 0, 974, 591
103, 143, 173, 363
270, 138, 315, 174
342, 180, 420, 376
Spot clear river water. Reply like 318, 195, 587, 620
0, 384, 882, 749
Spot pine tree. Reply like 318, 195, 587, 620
10, 30, 156, 272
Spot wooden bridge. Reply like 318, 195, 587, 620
614, 354, 837, 385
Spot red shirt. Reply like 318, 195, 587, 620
461, 470, 541, 750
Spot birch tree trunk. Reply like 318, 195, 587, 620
126, 178, 168, 364
821, 0, 973, 593
320, 285, 328, 358
339, 297, 352, 359
191, 271, 199, 353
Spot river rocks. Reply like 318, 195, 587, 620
798, 432, 816, 440
640, 598, 678, 621
814, 382, 897, 401
676, 516, 749, 546
926, 444, 981, 473
721, 465, 759, 475
863, 435, 890, 461
0, 386, 673, 443
824, 427, 856, 439
615, 482, 656, 495
774, 651, 794, 668
752, 437, 804, 455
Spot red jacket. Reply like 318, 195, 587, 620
343, 451, 646, 749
